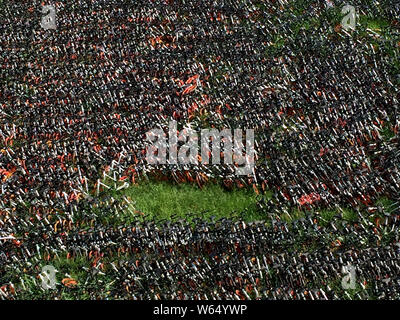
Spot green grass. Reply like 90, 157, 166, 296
319, 209, 338, 226
5, 254, 117, 300
113, 180, 262, 223
375, 197, 398, 213
381, 125, 396, 140
359, 16, 391, 31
